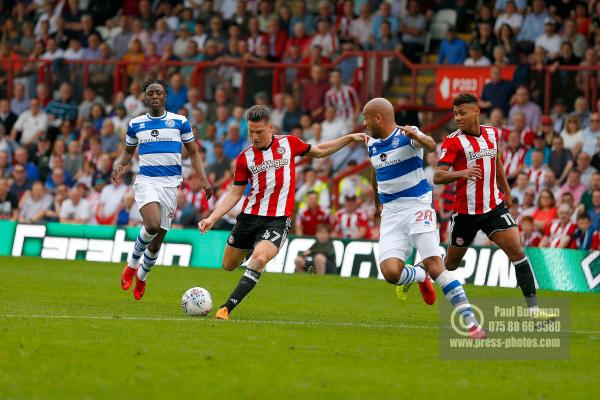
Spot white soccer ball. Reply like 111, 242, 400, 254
181, 287, 213, 316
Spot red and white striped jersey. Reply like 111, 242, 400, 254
334, 208, 368, 238
438, 125, 504, 215
544, 220, 576, 248
184, 189, 210, 213
502, 146, 527, 177
527, 166, 546, 192
520, 230, 542, 247
233, 135, 311, 217
325, 84, 358, 120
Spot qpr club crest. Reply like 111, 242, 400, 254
151, 129, 159, 137
380, 153, 387, 162
165, 119, 175, 128
392, 136, 400, 148
276, 147, 285, 154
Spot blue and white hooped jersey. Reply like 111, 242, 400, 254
368, 126, 432, 215
126, 111, 194, 187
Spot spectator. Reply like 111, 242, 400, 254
559, 115, 583, 156
464, 43, 491, 66
520, 188, 538, 218
13, 147, 40, 182
576, 48, 600, 95
96, 179, 128, 225
516, 0, 548, 51
438, 26, 468, 65
532, 188, 558, 230
587, 190, 600, 232
526, 150, 548, 192
570, 97, 591, 128
93, 154, 112, 186
494, 0, 527, 14
576, 151, 595, 188
63, 140, 83, 179
279, 97, 300, 134
290, 1, 315, 36
111, 15, 133, 59
0, 100, 17, 134
520, 215, 542, 247
99, 120, 120, 159
350, 3, 373, 48
494, 1, 523, 35
270, 93, 286, 130
18, 181, 53, 224
472, 22, 497, 61
44, 183, 68, 222
334, 194, 368, 239
562, 18, 588, 59
497, 24, 518, 63
166, 73, 188, 113
372, 2, 399, 40
574, 2, 590, 37
480, 66, 514, 115
370, 20, 401, 52
46, 166, 73, 192
10, 83, 28, 115
46, 82, 78, 128
321, 107, 347, 142
295, 167, 330, 210
294, 224, 336, 274
78, 88, 106, 123
223, 124, 245, 160
573, 214, 596, 250
302, 65, 329, 122
526, 46, 549, 106
325, 69, 360, 132
509, 86, 542, 131
0, 151, 10, 178
0, 178, 17, 220
535, 19, 561, 59
550, 42, 582, 109
295, 191, 330, 236
550, 99, 567, 134
75, 160, 96, 189
10, 99, 47, 147
540, 203, 576, 248
502, 130, 527, 184
310, 18, 338, 59
511, 172, 530, 205
399, 0, 426, 63
266, 17, 288, 60
580, 112, 600, 156
207, 143, 231, 188
60, 185, 90, 224
525, 133, 551, 167
559, 170, 587, 203
549, 136, 573, 185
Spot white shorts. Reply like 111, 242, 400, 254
379, 207, 442, 263
133, 181, 178, 231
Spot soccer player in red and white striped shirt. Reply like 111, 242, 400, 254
198, 105, 367, 319
325, 69, 360, 129
434, 93, 553, 321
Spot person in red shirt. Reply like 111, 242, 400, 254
519, 216, 542, 247
301, 64, 330, 122
434, 93, 551, 320
539, 203, 577, 248
199, 105, 367, 319
295, 191, 330, 236
285, 22, 312, 57
333, 194, 368, 239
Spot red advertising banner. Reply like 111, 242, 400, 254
435, 66, 516, 108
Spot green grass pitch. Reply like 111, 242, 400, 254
1, 256, 599, 399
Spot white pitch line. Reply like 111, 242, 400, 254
1, 314, 599, 335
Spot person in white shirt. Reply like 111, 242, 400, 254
350, 3, 374, 47
270, 93, 286, 131
494, 1, 523, 35
321, 107, 347, 142
40, 37, 64, 60
60, 186, 90, 224
63, 38, 84, 60
96, 180, 129, 224
10, 99, 47, 146
124, 81, 145, 118
464, 44, 491, 66
311, 19, 338, 58
535, 19, 561, 58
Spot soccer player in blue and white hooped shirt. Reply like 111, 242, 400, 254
113, 79, 212, 301
363, 98, 485, 339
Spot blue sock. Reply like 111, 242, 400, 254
128, 226, 156, 268
137, 249, 159, 281
396, 264, 426, 285
435, 270, 478, 328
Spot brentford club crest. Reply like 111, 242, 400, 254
456, 237, 464, 246
165, 119, 175, 128
228, 235, 234, 244
276, 147, 285, 154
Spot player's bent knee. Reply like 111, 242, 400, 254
221, 262, 239, 271
144, 223, 161, 236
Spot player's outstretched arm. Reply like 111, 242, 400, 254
307, 133, 368, 158
433, 164, 482, 184
401, 125, 436, 152
198, 185, 245, 233
184, 140, 213, 199
112, 145, 136, 184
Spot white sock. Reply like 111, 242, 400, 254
137, 249, 159, 281
435, 270, 478, 328
128, 226, 157, 268
397, 264, 426, 285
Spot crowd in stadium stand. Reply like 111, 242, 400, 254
1, 0, 600, 253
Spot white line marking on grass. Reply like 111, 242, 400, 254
1, 314, 599, 335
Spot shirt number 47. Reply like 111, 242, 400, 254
262, 230, 281, 242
